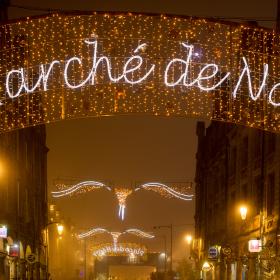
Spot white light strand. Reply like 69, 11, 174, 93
232, 57, 268, 101
137, 182, 194, 201
164, 43, 230, 90
92, 243, 145, 257
125, 229, 155, 239
6, 40, 155, 97
77, 227, 154, 244
51, 180, 110, 198
77, 228, 108, 239
4, 40, 280, 107
111, 232, 122, 247
119, 204, 125, 221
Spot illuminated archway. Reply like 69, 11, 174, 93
0, 12, 280, 132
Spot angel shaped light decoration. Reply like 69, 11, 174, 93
77, 227, 154, 247
52, 180, 193, 220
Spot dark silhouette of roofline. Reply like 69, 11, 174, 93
0, 10, 272, 32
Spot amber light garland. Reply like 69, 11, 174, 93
1, 12, 280, 133
92, 242, 147, 257
52, 180, 193, 220
77, 227, 155, 247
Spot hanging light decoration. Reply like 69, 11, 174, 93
52, 180, 193, 220
92, 242, 146, 257
76, 227, 109, 239
0, 12, 279, 133
77, 227, 155, 246
52, 181, 111, 198
114, 188, 133, 220
135, 182, 193, 200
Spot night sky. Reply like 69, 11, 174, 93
8, 0, 278, 262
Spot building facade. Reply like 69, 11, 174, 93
195, 121, 280, 279
48, 204, 84, 280
0, 126, 48, 280
0, 4, 49, 280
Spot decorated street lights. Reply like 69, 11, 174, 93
239, 206, 248, 221
201, 261, 213, 280
239, 205, 248, 280
185, 234, 193, 245
46, 222, 64, 279
57, 224, 64, 237
185, 234, 193, 261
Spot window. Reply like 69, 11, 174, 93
231, 191, 236, 205
229, 147, 237, 177
265, 132, 276, 155
241, 137, 248, 168
254, 176, 262, 213
253, 130, 262, 159
267, 173, 275, 216
241, 184, 248, 200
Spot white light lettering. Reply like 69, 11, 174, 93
164, 43, 194, 87
64, 57, 92, 89
123, 45, 155, 84
4, 40, 280, 110
24, 60, 60, 93
88, 40, 123, 84
232, 57, 268, 100
195, 64, 230, 91
6, 68, 25, 98
269, 83, 280, 107
164, 43, 230, 90
41, 60, 60, 91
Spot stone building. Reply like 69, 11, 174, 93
47, 204, 83, 280
194, 121, 280, 279
0, 127, 48, 280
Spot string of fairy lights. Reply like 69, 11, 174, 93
76, 227, 153, 258
0, 12, 280, 133
91, 242, 146, 258
77, 227, 155, 245
52, 180, 193, 220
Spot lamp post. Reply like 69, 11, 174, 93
185, 234, 193, 260
239, 206, 248, 221
239, 205, 248, 280
45, 222, 64, 280
153, 224, 173, 273
84, 239, 87, 280
157, 235, 167, 273
57, 224, 64, 236
185, 234, 193, 246
201, 261, 213, 280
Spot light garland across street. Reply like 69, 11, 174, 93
92, 243, 146, 257
1, 12, 280, 132
77, 227, 155, 246
52, 181, 193, 220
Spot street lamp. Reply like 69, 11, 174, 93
57, 224, 64, 236
157, 235, 167, 273
153, 224, 173, 273
45, 222, 64, 279
0, 161, 5, 177
185, 234, 193, 262
185, 234, 193, 245
202, 261, 212, 272
240, 206, 248, 221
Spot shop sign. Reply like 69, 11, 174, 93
0, 226, 7, 238
9, 244, 19, 257
208, 246, 219, 259
26, 253, 36, 264
248, 239, 262, 253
